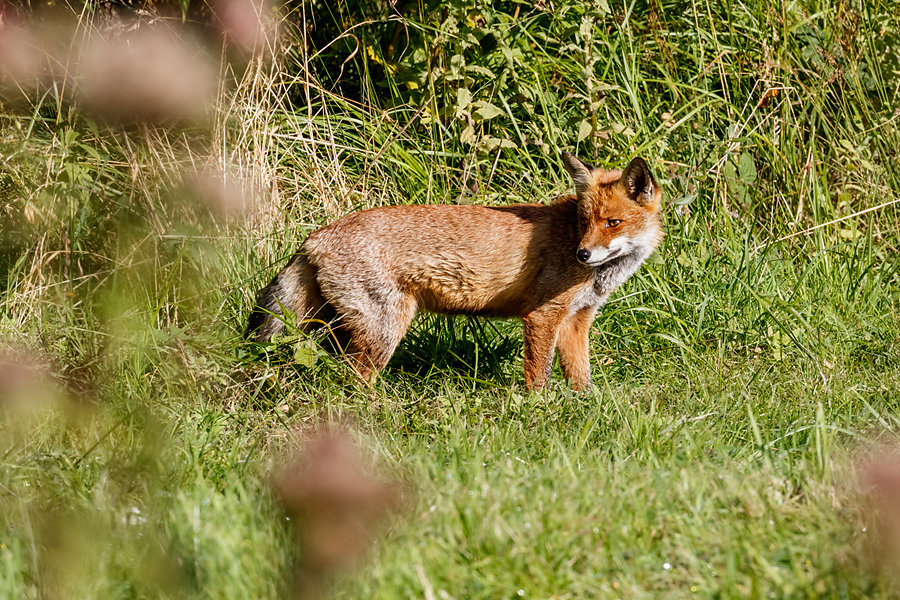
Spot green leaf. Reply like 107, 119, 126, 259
723, 160, 736, 180
63, 128, 79, 146
738, 152, 757, 184
466, 65, 495, 78
609, 123, 635, 137
838, 227, 862, 240
293, 338, 317, 369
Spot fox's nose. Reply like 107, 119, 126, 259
576, 248, 591, 263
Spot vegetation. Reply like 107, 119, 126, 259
1, 0, 899, 597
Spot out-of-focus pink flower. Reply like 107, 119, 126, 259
859, 450, 900, 573
78, 25, 218, 124
0, 348, 61, 413
184, 167, 257, 217
273, 428, 407, 599
0, 24, 48, 93
215, 0, 275, 53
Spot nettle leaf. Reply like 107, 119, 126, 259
559, 25, 580, 39
466, 65, 495, 78
577, 119, 592, 142
478, 136, 517, 151
460, 125, 477, 145
738, 152, 757, 184
723, 159, 737, 181
500, 46, 523, 66
456, 88, 472, 117
63, 128, 79, 146
609, 122, 636, 137
448, 53, 466, 78
459, 30, 478, 45
516, 82, 537, 102
472, 101, 505, 121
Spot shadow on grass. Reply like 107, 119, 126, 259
386, 314, 520, 387
239, 312, 523, 395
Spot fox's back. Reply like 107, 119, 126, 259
304, 202, 588, 317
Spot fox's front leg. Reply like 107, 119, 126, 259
556, 306, 597, 392
522, 309, 565, 389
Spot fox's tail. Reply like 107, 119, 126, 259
245, 252, 329, 342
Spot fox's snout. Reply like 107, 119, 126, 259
575, 240, 625, 267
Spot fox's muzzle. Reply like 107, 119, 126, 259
577, 246, 623, 267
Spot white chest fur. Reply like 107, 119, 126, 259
568, 283, 608, 316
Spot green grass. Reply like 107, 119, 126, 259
2, 0, 900, 598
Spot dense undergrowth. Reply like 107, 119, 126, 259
1, 0, 900, 598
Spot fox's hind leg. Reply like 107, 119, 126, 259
323, 286, 418, 383
245, 252, 331, 342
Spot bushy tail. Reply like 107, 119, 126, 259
245, 252, 328, 342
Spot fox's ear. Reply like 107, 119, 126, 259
621, 157, 657, 206
562, 152, 596, 196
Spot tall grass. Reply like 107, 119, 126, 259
1, 0, 899, 598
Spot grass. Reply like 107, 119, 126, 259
2, 0, 900, 598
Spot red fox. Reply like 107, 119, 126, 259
247, 153, 663, 390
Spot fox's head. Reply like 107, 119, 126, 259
562, 152, 663, 269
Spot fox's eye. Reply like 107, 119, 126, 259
579, 216, 589, 229
607, 219, 622, 228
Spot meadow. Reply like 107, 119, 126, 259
1, 0, 899, 598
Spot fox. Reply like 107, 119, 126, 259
246, 152, 663, 391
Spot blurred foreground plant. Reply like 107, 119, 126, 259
273, 428, 408, 600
